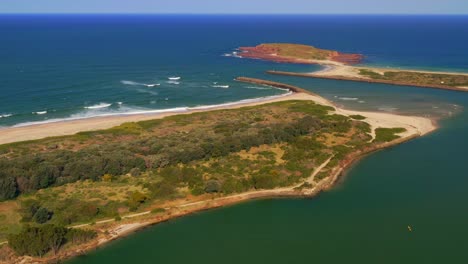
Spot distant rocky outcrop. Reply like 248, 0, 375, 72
238, 43, 363, 65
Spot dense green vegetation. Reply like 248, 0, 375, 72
359, 69, 468, 87
0, 101, 341, 201
8, 225, 95, 257
349, 115, 366, 120
374, 128, 406, 143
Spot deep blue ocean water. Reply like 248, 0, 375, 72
1, 15, 467, 127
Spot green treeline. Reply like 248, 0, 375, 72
8, 225, 96, 257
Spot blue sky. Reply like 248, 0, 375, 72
1, 0, 467, 14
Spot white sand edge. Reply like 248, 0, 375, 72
0, 92, 435, 145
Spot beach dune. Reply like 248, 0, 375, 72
0, 88, 435, 146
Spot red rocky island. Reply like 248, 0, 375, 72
238, 43, 363, 65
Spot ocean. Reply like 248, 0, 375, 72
1, 15, 468, 263
1, 15, 467, 127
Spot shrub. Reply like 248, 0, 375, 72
8, 225, 66, 257
102, 174, 113, 182
151, 208, 166, 214
128, 191, 147, 211
65, 228, 96, 244
349, 115, 366, 120
374, 128, 407, 143
33, 207, 53, 224
0, 175, 17, 201
130, 168, 141, 177
8, 225, 97, 257
205, 180, 221, 193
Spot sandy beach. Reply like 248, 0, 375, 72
312, 64, 468, 78
0, 89, 434, 145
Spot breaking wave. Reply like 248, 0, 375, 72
338, 97, 359, 101
212, 85, 230, 88
222, 51, 242, 58
0, 114, 13, 118
121, 80, 160, 87
84, 103, 112, 109
12, 91, 293, 128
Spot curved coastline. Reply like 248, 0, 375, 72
2, 79, 436, 264
0, 91, 293, 145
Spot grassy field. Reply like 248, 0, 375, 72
257, 43, 334, 60
0, 100, 401, 243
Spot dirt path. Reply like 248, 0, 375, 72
70, 156, 335, 230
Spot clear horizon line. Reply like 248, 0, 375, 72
0, 12, 468, 16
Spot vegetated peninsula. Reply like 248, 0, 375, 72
0, 81, 434, 263
239, 43, 468, 91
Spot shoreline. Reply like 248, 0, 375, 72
266, 66, 468, 92
3, 79, 437, 263
16, 125, 433, 264
0, 92, 293, 145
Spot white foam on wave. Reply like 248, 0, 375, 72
358, 100, 365, 104
33, 111, 47, 115
338, 97, 359, 101
84, 103, 112, 110
11, 91, 293, 128
167, 80, 180, 85
212, 85, 230, 88
121, 80, 160, 87
222, 51, 242, 58
0, 114, 13, 118
168, 77, 181, 80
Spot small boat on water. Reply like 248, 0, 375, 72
168, 77, 181, 80
407, 225, 413, 232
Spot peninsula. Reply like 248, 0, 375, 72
0, 80, 435, 263
239, 43, 468, 91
